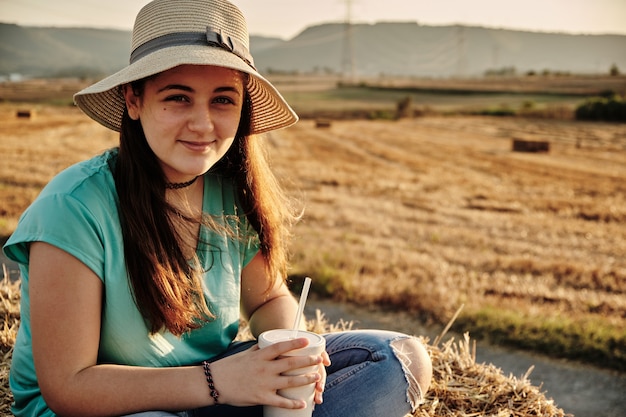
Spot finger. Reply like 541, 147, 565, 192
276, 353, 322, 373
268, 395, 308, 410
314, 364, 326, 404
275, 371, 320, 391
322, 350, 331, 366
314, 379, 324, 404
315, 390, 324, 405
259, 337, 310, 359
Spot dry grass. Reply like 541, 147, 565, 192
419, 332, 570, 417
0, 269, 19, 416
268, 116, 626, 369
273, 116, 625, 312
0, 104, 118, 236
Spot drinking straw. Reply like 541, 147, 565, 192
291, 277, 312, 339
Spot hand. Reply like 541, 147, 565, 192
314, 350, 331, 405
210, 337, 323, 409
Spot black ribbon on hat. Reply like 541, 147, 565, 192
129, 27, 256, 69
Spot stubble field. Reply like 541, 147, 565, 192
271, 114, 626, 370
0, 86, 625, 371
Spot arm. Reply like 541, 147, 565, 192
240, 252, 304, 337
238, 252, 331, 405
29, 242, 211, 416
30, 242, 320, 415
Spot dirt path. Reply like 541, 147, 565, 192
306, 297, 626, 417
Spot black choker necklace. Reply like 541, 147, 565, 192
165, 176, 199, 190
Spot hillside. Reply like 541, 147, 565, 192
0, 21, 625, 78
0, 23, 130, 78
254, 22, 626, 77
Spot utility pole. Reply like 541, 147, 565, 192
341, 0, 357, 83
455, 25, 468, 78
492, 44, 500, 70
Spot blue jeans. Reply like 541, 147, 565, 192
124, 330, 422, 417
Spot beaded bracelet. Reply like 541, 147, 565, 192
201, 360, 220, 404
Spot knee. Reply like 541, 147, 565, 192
390, 337, 433, 405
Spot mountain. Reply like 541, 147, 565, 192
1, 22, 625, 78
253, 22, 626, 77
0, 23, 130, 77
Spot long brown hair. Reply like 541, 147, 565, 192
115, 82, 298, 336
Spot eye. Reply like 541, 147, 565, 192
213, 96, 236, 105
165, 94, 190, 103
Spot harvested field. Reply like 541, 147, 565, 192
0, 104, 118, 236
1, 104, 625, 366
268, 115, 626, 369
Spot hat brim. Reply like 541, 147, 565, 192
73, 45, 298, 134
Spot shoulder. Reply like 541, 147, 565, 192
4, 149, 120, 263
40, 148, 118, 202
25, 148, 120, 231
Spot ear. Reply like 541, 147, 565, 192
122, 84, 141, 120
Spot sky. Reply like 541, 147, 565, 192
1, 0, 625, 39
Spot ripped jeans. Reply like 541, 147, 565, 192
124, 330, 425, 417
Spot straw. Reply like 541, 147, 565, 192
291, 277, 312, 339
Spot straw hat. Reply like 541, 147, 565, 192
74, 0, 298, 134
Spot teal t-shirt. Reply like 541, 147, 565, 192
3, 148, 260, 417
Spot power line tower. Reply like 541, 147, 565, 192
341, 0, 357, 83
455, 25, 468, 78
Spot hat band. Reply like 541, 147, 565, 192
130, 27, 256, 69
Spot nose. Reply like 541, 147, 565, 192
187, 104, 214, 135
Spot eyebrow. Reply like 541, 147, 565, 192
157, 84, 242, 95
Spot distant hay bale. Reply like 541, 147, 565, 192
16, 110, 34, 119
512, 138, 550, 153
315, 118, 332, 128
0, 272, 570, 416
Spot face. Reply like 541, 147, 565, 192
124, 65, 245, 183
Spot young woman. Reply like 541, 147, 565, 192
4, 1, 432, 416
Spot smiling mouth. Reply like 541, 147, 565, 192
179, 140, 216, 151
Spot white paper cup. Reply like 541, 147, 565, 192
258, 329, 326, 417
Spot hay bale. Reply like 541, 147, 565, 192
0, 274, 570, 416
16, 110, 33, 119
315, 119, 332, 128
512, 138, 550, 153
417, 333, 571, 417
